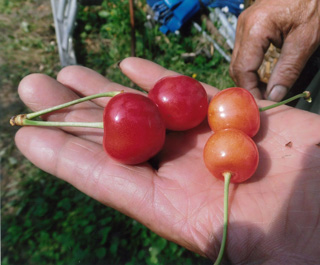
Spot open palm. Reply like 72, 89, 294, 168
15, 58, 320, 264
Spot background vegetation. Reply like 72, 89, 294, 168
1, 0, 234, 264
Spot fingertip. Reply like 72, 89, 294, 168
120, 57, 155, 70
14, 127, 27, 153
18, 73, 56, 105
57, 65, 124, 97
228, 66, 263, 99
121, 57, 221, 98
14, 127, 46, 164
18, 73, 45, 94
248, 87, 263, 99
120, 57, 176, 91
266, 85, 288, 101
15, 126, 55, 154
57, 65, 92, 84
14, 127, 67, 174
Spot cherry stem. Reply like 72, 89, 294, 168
18, 119, 103, 128
10, 91, 122, 128
214, 172, 231, 265
259, 91, 311, 112
25, 91, 121, 119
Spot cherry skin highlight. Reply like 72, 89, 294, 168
203, 128, 259, 183
148, 75, 208, 131
103, 93, 166, 165
208, 87, 260, 137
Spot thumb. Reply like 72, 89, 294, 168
266, 31, 319, 101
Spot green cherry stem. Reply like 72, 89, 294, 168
259, 91, 311, 112
25, 91, 121, 120
17, 119, 103, 128
10, 91, 122, 127
214, 171, 231, 265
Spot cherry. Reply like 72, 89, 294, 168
208, 87, 260, 137
203, 128, 259, 265
203, 128, 259, 183
103, 93, 166, 165
148, 75, 208, 131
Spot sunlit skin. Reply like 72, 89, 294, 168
203, 129, 259, 183
148, 75, 208, 131
103, 93, 166, 165
208, 87, 260, 137
14, 58, 320, 263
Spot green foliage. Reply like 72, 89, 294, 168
74, 0, 234, 89
2, 163, 208, 265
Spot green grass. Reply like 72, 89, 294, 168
1, 0, 234, 264
2, 163, 209, 265
73, 0, 234, 89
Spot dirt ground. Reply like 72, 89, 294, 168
0, 0, 61, 185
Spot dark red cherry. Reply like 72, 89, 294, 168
103, 93, 166, 164
148, 75, 208, 131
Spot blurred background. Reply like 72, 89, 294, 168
1, 0, 237, 264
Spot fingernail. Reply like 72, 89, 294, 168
268, 85, 287, 101
117, 60, 123, 70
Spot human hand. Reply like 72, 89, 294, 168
230, 0, 320, 101
15, 57, 320, 263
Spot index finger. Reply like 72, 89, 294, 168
57, 65, 144, 107
119, 57, 220, 99
231, 27, 270, 99
230, 7, 281, 99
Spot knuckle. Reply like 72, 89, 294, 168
241, 7, 268, 28
229, 63, 249, 85
276, 62, 302, 81
229, 64, 234, 79
229, 65, 237, 82
232, 61, 250, 76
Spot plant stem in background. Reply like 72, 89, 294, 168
129, 0, 136, 57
